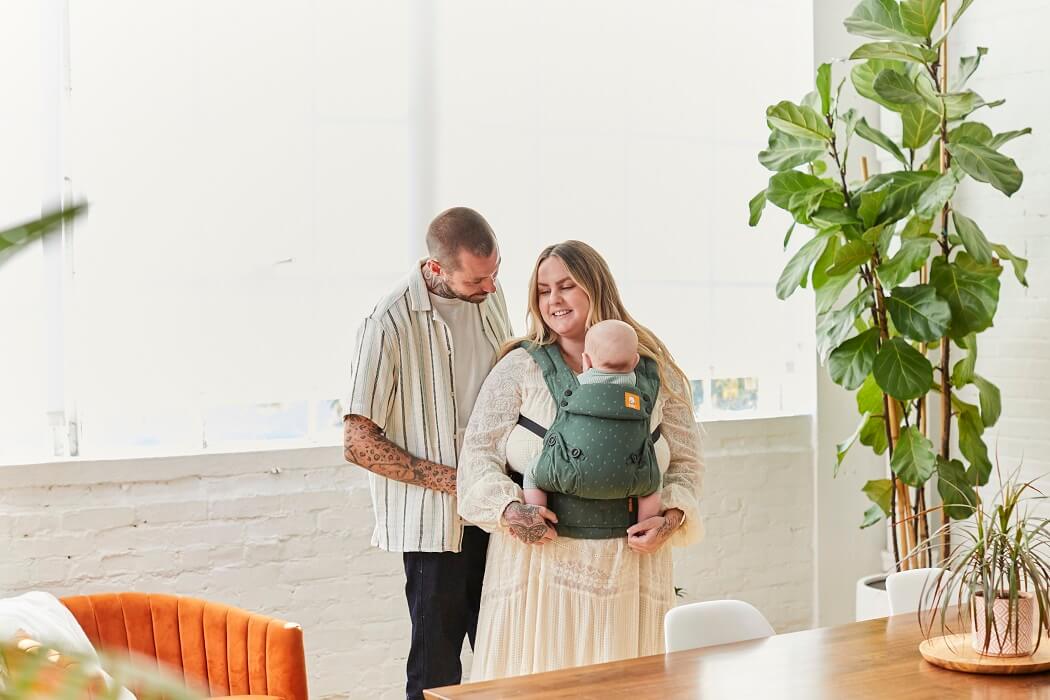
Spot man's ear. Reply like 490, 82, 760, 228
427, 258, 443, 276
582, 352, 593, 371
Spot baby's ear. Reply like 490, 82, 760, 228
632, 352, 640, 369
582, 352, 593, 371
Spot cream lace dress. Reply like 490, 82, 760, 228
457, 348, 704, 681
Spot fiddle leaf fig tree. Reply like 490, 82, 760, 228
749, 0, 1030, 569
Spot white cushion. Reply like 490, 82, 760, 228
0, 591, 136, 700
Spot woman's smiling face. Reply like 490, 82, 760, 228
537, 255, 591, 341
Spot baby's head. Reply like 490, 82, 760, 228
583, 320, 640, 373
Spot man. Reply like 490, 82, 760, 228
343, 207, 512, 699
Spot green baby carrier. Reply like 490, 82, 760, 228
516, 341, 662, 539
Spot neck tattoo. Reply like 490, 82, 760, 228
421, 262, 457, 299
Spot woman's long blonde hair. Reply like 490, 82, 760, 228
501, 240, 692, 407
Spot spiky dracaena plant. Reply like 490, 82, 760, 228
916, 468, 1050, 654
749, 0, 1031, 569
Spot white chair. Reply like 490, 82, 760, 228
664, 600, 775, 652
886, 567, 951, 615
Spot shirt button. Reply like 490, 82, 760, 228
560, 400, 568, 407
564, 389, 573, 397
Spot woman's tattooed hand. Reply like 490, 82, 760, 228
503, 502, 558, 544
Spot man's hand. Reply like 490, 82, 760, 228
343, 415, 458, 494
626, 508, 684, 554
503, 502, 558, 544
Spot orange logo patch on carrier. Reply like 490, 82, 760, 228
624, 392, 641, 410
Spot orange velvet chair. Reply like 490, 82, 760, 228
60, 592, 308, 700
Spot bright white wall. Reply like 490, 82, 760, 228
952, 1, 1050, 511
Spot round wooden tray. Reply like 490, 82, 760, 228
920, 633, 1050, 674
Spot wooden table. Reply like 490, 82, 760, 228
424, 613, 1050, 699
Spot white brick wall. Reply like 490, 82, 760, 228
0, 416, 813, 699
953, 1, 1050, 508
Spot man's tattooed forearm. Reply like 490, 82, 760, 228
343, 416, 457, 494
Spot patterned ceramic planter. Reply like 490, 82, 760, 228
972, 591, 1036, 657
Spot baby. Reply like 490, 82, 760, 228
523, 319, 662, 522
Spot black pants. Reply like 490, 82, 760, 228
403, 525, 489, 700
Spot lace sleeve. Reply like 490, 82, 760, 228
457, 349, 530, 532
659, 377, 705, 547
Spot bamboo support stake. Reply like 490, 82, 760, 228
861, 154, 915, 569
937, 0, 952, 565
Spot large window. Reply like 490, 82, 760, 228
1, 1, 815, 462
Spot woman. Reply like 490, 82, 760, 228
457, 240, 704, 679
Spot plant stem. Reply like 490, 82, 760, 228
827, 115, 852, 208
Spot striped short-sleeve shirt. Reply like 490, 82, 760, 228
344, 261, 513, 553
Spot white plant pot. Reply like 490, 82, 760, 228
856, 573, 890, 621
972, 591, 1036, 657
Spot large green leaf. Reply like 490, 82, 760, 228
816, 285, 874, 360
957, 404, 992, 486
817, 62, 832, 116
836, 413, 867, 472
952, 47, 988, 91
951, 211, 993, 263
951, 333, 977, 387
854, 117, 908, 168
900, 215, 933, 239
0, 204, 88, 256
748, 189, 766, 227
891, 426, 937, 487
856, 170, 938, 224
863, 478, 894, 517
886, 284, 952, 342
873, 337, 934, 401
859, 414, 890, 455
929, 254, 1001, 339
811, 207, 862, 230
900, 0, 942, 38
973, 374, 1002, 428
873, 69, 924, 108
766, 101, 834, 141
947, 141, 1024, 196
857, 373, 884, 415
944, 91, 1003, 121
901, 104, 940, 148
878, 237, 934, 288
990, 242, 1029, 287
766, 171, 829, 210
915, 171, 959, 218
827, 239, 874, 276
829, 328, 881, 390
812, 236, 841, 289
815, 271, 856, 314
950, 121, 994, 146
988, 128, 1032, 150
851, 59, 909, 110
851, 42, 938, 65
860, 413, 886, 457
857, 192, 889, 231
861, 504, 885, 529
936, 457, 977, 520
845, 0, 923, 42
758, 131, 828, 171
777, 232, 833, 300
